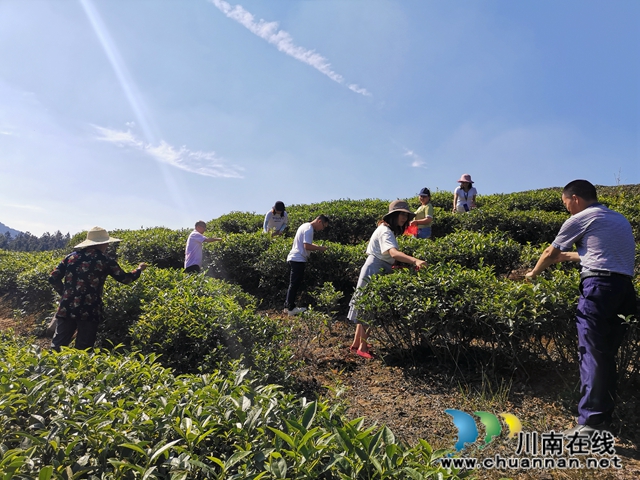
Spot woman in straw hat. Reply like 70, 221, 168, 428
49, 226, 147, 350
453, 173, 477, 213
347, 200, 427, 359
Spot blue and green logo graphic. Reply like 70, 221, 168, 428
445, 409, 522, 451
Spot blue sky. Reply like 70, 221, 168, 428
0, 0, 638, 236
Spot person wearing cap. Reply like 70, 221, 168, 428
284, 215, 330, 316
409, 187, 434, 239
525, 180, 636, 437
49, 227, 148, 350
453, 174, 477, 213
184, 220, 222, 273
348, 200, 427, 359
263, 201, 289, 236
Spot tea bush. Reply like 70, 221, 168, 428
355, 264, 638, 379
284, 199, 390, 245
0, 336, 462, 479
442, 208, 568, 245
100, 267, 255, 348
479, 189, 565, 212
353, 263, 589, 371
0, 250, 61, 313
208, 211, 264, 234
207, 232, 273, 294
115, 227, 189, 268
397, 230, 522, 275
129, 278, 293, 382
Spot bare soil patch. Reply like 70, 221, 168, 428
286, 313, 640, 480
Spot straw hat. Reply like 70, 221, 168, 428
74, 227, 121, 248
457, 174, 474, 184
383, 200, 416, 223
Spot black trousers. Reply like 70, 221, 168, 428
285, 261, 306, 310
51, 316, 99, 351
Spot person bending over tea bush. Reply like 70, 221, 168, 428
263, 200, 289, 236
284, 215, 329, 316
184, 220, 222, 273
526, 179, 637, 437
49, 227, 147, 350
348, 200, 427, 359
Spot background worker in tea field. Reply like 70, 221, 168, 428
409, 187, 434, 239
284, 215, 329, 316
525, 179, 636, 436
263, 201, 289, 236
452, 173, 477, 213
348, 200, 427, 359
184, 220, 222, 273
49, 227, 148, 350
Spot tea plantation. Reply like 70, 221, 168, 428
0, 185, 638, 478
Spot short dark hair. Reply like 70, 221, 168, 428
563, 180, 597, 202
195, 220, 206, 229
316, 215, 330, 224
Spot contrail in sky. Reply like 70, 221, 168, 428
210, 0, 371, 96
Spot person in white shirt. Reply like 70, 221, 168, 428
263, 201, 289, 236
184, 221, 222, 273
453, 174, 477, 213
284, 215, 329, 316
348, 200, 427, 359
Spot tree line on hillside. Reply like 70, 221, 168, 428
0, 230, 70, 252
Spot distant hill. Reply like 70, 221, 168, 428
0, 222, 21, 238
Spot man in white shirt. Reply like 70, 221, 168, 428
284, 215, 329, 315
184, 221, 222, 273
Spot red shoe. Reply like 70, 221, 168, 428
349, 344, 374, 353
356, 349, 375, 359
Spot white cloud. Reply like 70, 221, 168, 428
403, 147, 426, 168
0, 203, 45, 212
211, 0, 371, 96
92, 125, 244, 179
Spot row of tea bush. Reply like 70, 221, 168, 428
203, 185, 640, 244
0, 335, 462, 479
353, 263, 640, 382
64, 185, 640, 249
0, 230, 536, 314
0, 251, 294, 382
1, 186, 638, 380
